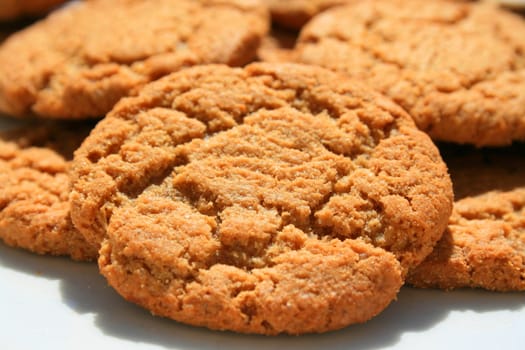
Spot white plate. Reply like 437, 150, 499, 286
1, 116, 524, 350
1, 242, 524, 350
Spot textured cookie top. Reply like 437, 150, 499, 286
408, 143, 525, 291
0, 0, 65, 21
71, 62, 452, 269
0, 121, 97, 260
409, 188, 525, 291
294, 0, 525, 146
71, 63, 451, 333
0, 0, 268, 119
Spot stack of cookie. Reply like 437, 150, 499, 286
266, 0, 525, 293
0, 0, 523, 336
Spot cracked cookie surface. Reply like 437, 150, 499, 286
293, 0, 525, 146
0, 120, 97, 260
408, 144, 525, 291
0, 0, 268, 119
71, 63, 452, 334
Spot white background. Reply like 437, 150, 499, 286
1, 240, 524, 350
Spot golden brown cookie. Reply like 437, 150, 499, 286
408, 143, 525, 291
0, 119, 98, 261
70, 63, 453, 334
0, 0, 66, 22
293, 0, 525, 146
0, 0, 268, 119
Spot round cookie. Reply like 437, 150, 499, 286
408, 143, 525, 291
0, 120, 98, 261
71, 63, 453, 334
0, 0, 268, 119
0, 0, 66, 22
293, 0, 525, 146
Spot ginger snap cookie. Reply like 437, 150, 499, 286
408, 144, 525, 291
0, 0, 66, 22
0, 0, 268, 119
0, 120, 98, 261
293, 0, 525, 146
70, 63, 452, 334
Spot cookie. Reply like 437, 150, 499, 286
256, 27, 298, 62
0, 0, 66, 22
0, 120, 98, 261
408, 143, 525, 291
293, 0, 525, 146
0, 0, 268, 119
70, 63, 452, 334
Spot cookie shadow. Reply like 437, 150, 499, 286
1, 242, 524, 350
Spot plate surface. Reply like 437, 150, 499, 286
0, 116, 524, 350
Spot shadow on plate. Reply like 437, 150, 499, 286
0, 242, 524, 350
